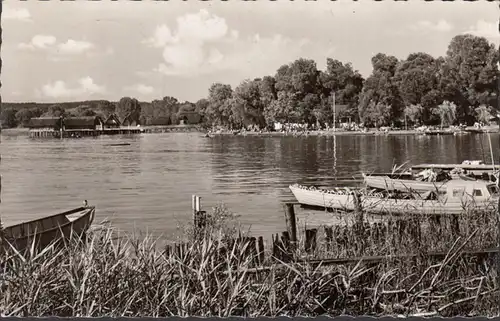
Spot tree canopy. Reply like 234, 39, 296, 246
2, 33, 497, 130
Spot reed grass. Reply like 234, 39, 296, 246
1, 204, 499, 317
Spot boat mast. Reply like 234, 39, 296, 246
332, 91, 336, 131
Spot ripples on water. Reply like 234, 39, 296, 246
1, 132, 498, 239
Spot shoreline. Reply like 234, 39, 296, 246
207, 127, 499, 137
2, 126, 499, 138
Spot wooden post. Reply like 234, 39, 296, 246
192, 195, 206, 230
257, 236, 265, 265
324, 226, 333, 251
283, 203, 297, 250
280, 231, 293, 262
450, 214, 460, 240
353, 191, 364, 239
305, 228, 318, 253
247, 237, 257, 266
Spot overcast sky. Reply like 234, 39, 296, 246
2, 0, 498, 104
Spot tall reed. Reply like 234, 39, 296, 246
0, 204, 498, 317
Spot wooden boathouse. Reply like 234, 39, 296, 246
64, 116, 104, 137
27, 117, 63, 138
104, 114, 121, 129
28, 115, 142, 138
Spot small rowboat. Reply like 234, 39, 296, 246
104, 143, 131, 146
289, 179, 499, 215
2, 206, 96, 252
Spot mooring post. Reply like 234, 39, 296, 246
353, 191, 364, 229
192, 195, 206, 230
305, 228, 318, 253
257, 236, 265, 265
283, 203, 297, 250
324, 226, 334, 251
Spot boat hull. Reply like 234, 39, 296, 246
289, 185, 497, 215
3, 206, 96, 252
363, 174, 448, 193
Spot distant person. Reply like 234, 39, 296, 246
83, 200, 88, 207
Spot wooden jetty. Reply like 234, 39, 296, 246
29, 128, 142, 138
27, 116, 144, 138
166, 197, 499, 272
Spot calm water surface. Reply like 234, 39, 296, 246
1, 132, 498, 239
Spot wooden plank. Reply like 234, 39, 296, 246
225, 247, 500, 274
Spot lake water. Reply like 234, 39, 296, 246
1, 131, 499, 240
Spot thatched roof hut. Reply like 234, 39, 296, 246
121, 111, 140, 127
27, 117, 63, 130
64, 116, 103, 130
104, 114, 121, 127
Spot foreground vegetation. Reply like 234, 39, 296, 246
1, 203, 499, 317
1, 33, 497, 131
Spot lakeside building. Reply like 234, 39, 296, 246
64, 116, 104, 131
27, 117, 64, 137
121, 111, 140, 127
104, 114, 121, 129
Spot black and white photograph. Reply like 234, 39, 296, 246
1, 0, 500, 317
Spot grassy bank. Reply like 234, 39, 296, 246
1, 204, 499, 317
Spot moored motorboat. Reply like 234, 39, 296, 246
363, 160, 498, 193
289, 179, 499, 215
2, 205, 96, 252
362, 173, 448, 193
410, 160, 500, 178
361, 171, 477, 193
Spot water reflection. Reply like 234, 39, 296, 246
0, 132, 498, 239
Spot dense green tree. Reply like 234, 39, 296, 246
271, 58, 323, 124
233, 79, 266, 128
440, 34, 498, 123
95, 100, 115, 118
2, 33, 497, 130
358, 53, 404, 127
475, 104, 494, 124
403, 104, 424, 127
433, 100, 457, 128
161, 96, 180, 124
70, 105, 96, 117
264, 91, 301, 124
116, 97, 141, 123
43, 104, 66, 117
394, 53, 442, 123
1, 108, 18, 128
195, 98, 209, 116
15, 109, 35, 127
320, 58, 364, 122
205, 83, 234, 127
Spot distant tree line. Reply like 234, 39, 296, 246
1, 34, 497, 130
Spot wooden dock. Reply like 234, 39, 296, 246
29, 128, 143, 138
169, 198, 500, 273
